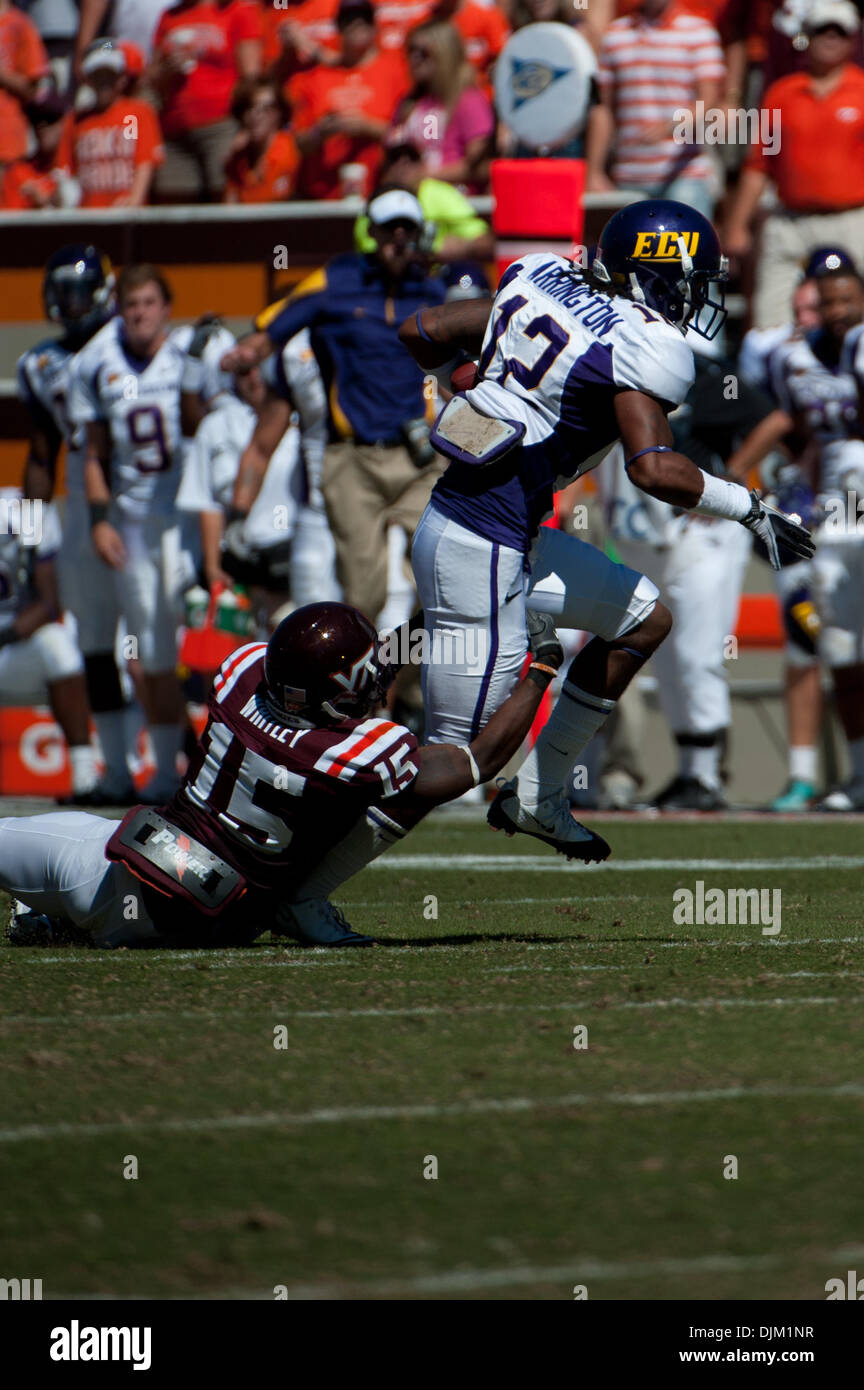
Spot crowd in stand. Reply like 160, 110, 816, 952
0, 0, 861, 298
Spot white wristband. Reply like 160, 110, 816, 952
460, 745, 482, 787
692, 470, 753, 521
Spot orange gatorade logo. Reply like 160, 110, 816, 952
632, 231, 701, 261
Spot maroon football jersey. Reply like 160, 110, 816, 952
163, 643, 420, 892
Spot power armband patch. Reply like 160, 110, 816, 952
106, 806, 246, 916
430, 395, 525, 467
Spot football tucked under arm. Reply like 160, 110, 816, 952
398, 298, 493, 371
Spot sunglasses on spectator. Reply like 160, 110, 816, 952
409, 46, 433, 59
248, 100, 279, 113
377, 219, 421, 234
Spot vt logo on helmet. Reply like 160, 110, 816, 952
592, 200, 728, 340
264, 601, 390, 724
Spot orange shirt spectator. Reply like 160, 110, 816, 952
0, 0, 49, 165
290, 0, 408, 198
0, 158, 54, 206
743, 62, 864, 211
451, 1, 510, 79
55, 42, 164, 206
225, 127, 299, 197
224, 75, 300, 200
0, 87, 65, 209
375, 0, 436, 53
262, 0, 340, 70
152, 0, 263, 139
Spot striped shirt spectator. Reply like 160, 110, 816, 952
589, 0, 725, 216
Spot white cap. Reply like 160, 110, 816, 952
81, 41, 126, 76
804, 0, 860, 34
366, 189, 424, 228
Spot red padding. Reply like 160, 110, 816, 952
734, 593, 784, 648
491, 159, 586, 240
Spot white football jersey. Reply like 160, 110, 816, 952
598, 443, 688, 549
68, 318, 194, 518
177, 394, 305, 549
17, 338, 87, 496
433, 253, 695, 550
468, 253, 695, 455
771, 331, 859, 500
738, 322, 794, 398
265, 328, 328, 504
0, 487, 62, 633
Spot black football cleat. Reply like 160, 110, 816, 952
651, 775, 728, 812
274, 898, 375, 947
487, 780, 611, 863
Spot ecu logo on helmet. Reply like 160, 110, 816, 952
632, 231, 701, 262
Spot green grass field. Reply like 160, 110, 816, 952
1, 814, 863, 1301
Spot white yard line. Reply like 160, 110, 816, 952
7, 934, 864, 965
52, 1243, 864, 1299
2, 1080, 863, 1146
372, 854, 864, 872
0, 994, 848, 1029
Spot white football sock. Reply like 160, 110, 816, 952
515, 680, 615, 812
680, 742, 720, 789
69, 743, 99, 794
848, 735, 864, 782
293, 806, 408, 899
789, 745, 818, 784
149, 724, 181, 786
93, 710, 132, 790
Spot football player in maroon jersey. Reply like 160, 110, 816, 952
2, 600, 578, 949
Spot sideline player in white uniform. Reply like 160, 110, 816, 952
0, 488, 101, 796
737, 265, 864, 811
396, 201, 813, 858
177, 364, 308, 620
813, 276, 864, 810
212, 329, 340, 612
736, 250, 843, 810
68, 264, 197, 801
18, 244, 136, 803
601, 442, 752, 810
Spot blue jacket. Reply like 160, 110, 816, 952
257, 253, 447, 445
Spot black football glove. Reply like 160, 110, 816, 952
741, 490, 815, 570
526, 608, 564, 671
188, 313, 223, 360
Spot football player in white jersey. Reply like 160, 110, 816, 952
0, 488, 103, 797
18, 244, 137, 804
394, 201, 814, 858
216, 329, 340, 611
809, 270, 864, 811
68, 264, 197, 801
736, 259, 827, 812
177, 363, 309, 622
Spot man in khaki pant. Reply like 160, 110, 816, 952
322, 437, 442, 621
223, 187, 449, 625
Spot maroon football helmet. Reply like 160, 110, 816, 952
264, 602, 388, 723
